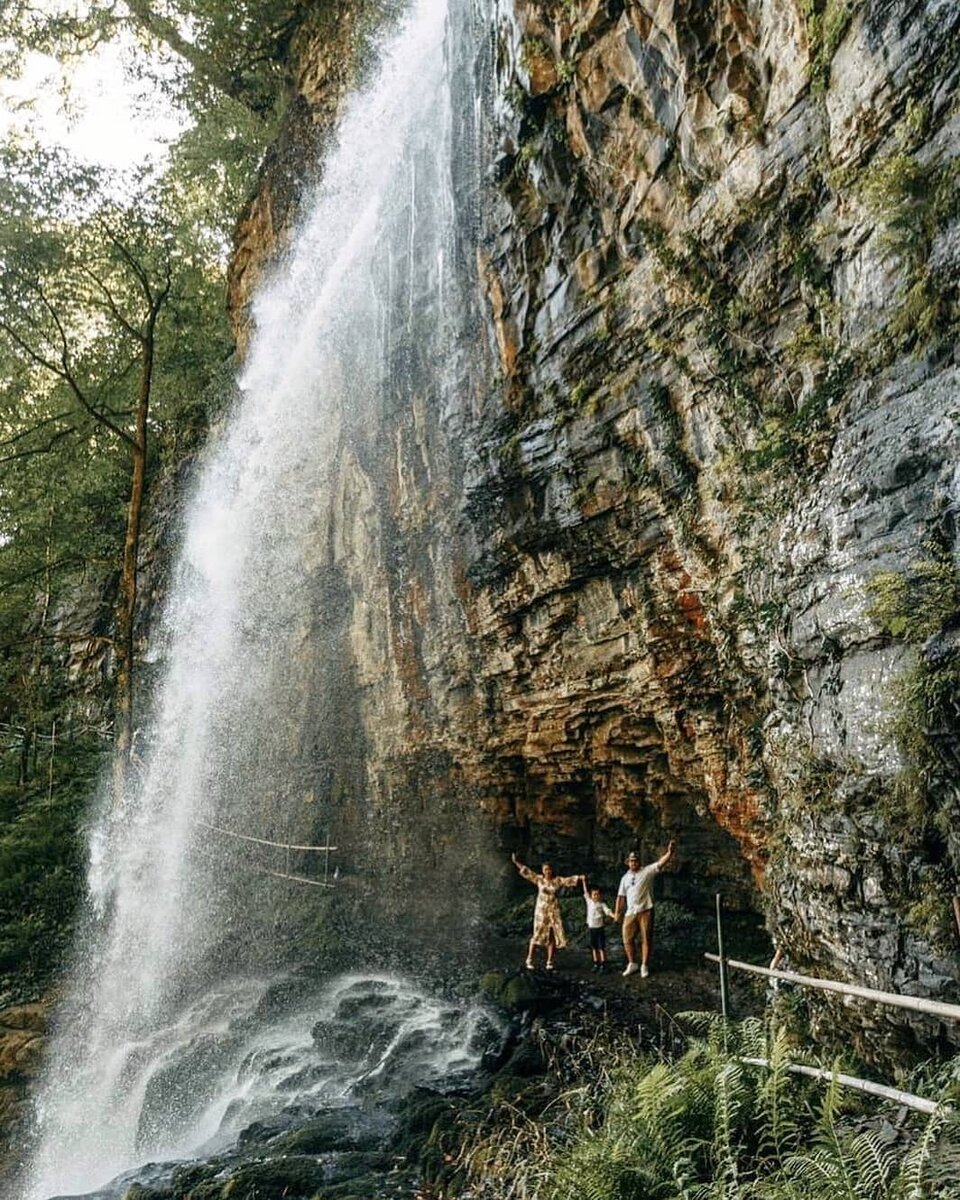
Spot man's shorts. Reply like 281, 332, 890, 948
622, 909, 652, 945
589, 927, 606, 951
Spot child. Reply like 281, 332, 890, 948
582, 878, 618, 973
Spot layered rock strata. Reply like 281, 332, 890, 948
230, 0, 960, 1048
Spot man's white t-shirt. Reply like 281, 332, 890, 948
618, 863, 658, 915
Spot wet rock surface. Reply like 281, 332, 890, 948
0, 1004, 46, 1193
39, 953, 755, 1200
219, 0, 960, 1058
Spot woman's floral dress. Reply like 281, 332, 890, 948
517, 864, 580, 947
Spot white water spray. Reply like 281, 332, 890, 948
23, 0, 489, 1193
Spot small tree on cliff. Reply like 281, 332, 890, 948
0, 145, 230, 801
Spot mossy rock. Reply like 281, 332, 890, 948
319, 1150, 396, 1184
478, 969, 543, 1011
267, 1109, 380, 1155
174, 1183, 223, 1200
171, 1163, 224, 1198
219, 1156, 327, 1198
497, 1038, 546, 1079
389, 1088, 456, 1159
122, 1186, 172, 1200
322, 1166, 414, 1198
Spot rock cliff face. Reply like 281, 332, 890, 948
230, 0, 960, 1048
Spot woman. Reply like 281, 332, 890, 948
511, 852, 583, 971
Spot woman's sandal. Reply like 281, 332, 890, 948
525, 959, 534, 970
545, 962, 555, 971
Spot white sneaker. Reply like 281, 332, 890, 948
640, 964, 649, 978
622, 962, 639, 977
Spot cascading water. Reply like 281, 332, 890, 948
22, 1, 495, 1195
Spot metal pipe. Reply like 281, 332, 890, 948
705, 954, 960, 1023
741, 1057, 948, 1116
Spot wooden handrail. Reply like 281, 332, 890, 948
741, 1057, 947, 1115
704, 954, 960, 1023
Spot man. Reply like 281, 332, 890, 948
615, 841, 675, 977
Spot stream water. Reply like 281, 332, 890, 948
21, 0, 494, 1194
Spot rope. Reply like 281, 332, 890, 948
193, 818, 336, 853
255, 866, 337, 890
190, 839, 338, 891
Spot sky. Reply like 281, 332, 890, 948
0, 35, 185, 170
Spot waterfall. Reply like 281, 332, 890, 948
23, 0, 491, 1194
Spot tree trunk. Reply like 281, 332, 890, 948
112, 329, 153, 805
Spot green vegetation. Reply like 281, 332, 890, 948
860, 151, 960, 355
0, 734, 105, 998
802, 0, 863, 95
0, 0, 323, 997
0, 0, 303, 122
862, 547, 960, 946
866, 554, 960, 643
452, 1016, 960, 1199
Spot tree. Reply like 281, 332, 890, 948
0, 1, 307, 120
0, 144, 233, 800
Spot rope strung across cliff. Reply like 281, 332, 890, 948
193, 818, 337, 854
249, 864, 337, 889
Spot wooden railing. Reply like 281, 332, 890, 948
708, 895, 959, 1115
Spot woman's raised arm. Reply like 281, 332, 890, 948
511, 852, 538, 884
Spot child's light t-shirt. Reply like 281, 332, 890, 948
585, 897, 616, 929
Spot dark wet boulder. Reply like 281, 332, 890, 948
478, 970, 557, 1012
121, 1186, 171, 1200
204, 1156, 326, 1199
266, 1108, 389, 1155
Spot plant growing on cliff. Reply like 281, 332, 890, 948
860, 151, 960, 353
864, 547, 960, 892
803, 0, 862, 95
866, 556, 959, 643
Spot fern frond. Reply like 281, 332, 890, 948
848, 1128, 896, 1197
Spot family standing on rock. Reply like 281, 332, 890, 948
511, 842, 676, 977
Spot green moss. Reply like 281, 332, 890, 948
219, 1158, 327, 1199
803, 0, 862, 95
864, 546, 960, 843
860, 152, 960, 353
745, 357, 851, 474
905, 873, 956, 954
866, 555, 960, 642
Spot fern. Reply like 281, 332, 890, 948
756, 1024, 802, 1165
456, 1022, 960, 1200
896, 1109, 960, 1199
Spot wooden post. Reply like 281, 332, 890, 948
47, 719, 56, 802
953, 896, 960, 941
716, 893, 729, 1021
324, 830, 330, 886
